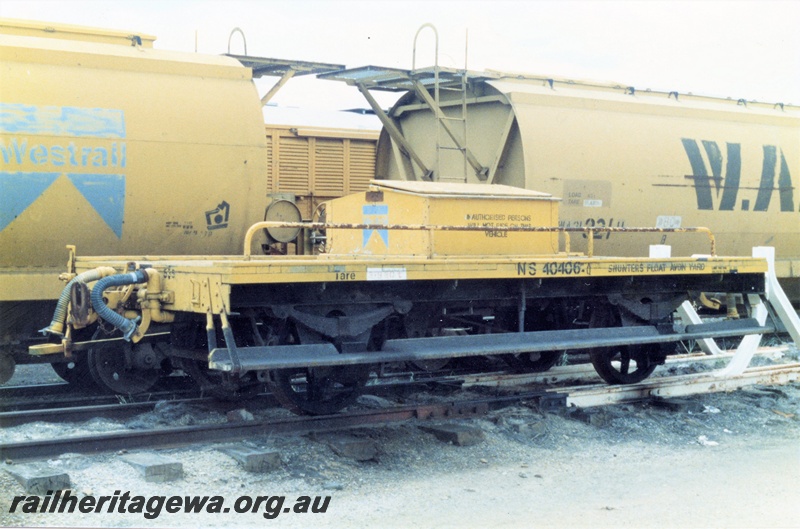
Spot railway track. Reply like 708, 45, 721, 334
0, 364, 486, 427
0, 397, 218, 427
0, 346, 791, 424
456, 346, 791, 388
0, 387, 202, 414
1, 358, 797, 462
0, 382, 73, 399
0, 376, 198, 412
0, 347, 775, 422
0, 395, 502, 461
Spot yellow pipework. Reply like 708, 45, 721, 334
42, 265, 118, 337
129, 268, 175, 341
143, 268, 175, 323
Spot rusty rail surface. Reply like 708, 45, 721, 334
4, 346, 789, 424
0, 395, 513, 461
3, 361, 797, 461
243, 221, 717, 257
561, 362, 800, 408
0, 377, 197, 412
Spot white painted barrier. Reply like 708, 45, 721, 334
677, 247, 799, 377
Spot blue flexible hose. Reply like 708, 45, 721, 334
40, 268, 112, 337
90, 270, 149, 341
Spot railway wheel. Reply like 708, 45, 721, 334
178, 358, 262, 401
268, 364, 369, 415
504, 304, 565, 373
590, 344, 658, 385
266, 317, 372, 415
51, 356, 95, 388
87, 331, 160, 394
411, 327, 459, 372
588, 306, 657, 385
504, 351, 562, 373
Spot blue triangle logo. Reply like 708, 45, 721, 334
0, 171, 60, 231
67, 173, 126, 238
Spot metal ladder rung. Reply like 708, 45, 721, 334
413, 24, 469, 182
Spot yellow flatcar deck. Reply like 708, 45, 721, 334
72, 253, 768, 315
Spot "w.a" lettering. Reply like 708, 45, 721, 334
681, 139, 796, 212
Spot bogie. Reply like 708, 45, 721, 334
266, 322, 371, 415
587, 304, 666, 385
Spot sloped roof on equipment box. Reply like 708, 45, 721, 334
370, 180, 559, 200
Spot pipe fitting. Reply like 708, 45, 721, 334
90, 269, 149, 341
141, 268, 175, 324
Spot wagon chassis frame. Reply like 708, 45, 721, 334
29, 208, 800, 415
35, 227, 770, 375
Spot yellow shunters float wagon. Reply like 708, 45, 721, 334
32, 182, 799, 416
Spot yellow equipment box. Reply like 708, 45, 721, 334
324, 181, 560, 257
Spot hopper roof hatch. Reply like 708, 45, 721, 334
318, 65, 497, 91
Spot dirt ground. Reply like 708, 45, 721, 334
1, 357, 799, 529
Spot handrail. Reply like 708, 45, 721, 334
243, 221, 716, 258
227, 27, 247, 55
412, 23, 440, 179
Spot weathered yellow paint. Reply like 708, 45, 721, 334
0, 270, 64, 300
374, 74, 800, 282
0, 18, 156, 47
0, 21, 267, 292
324, 181, 560, 257
0, 19, 271, 349
70, 252, 767, 315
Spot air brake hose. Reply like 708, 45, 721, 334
40, 266, 117, 337
90, 270, 149, 341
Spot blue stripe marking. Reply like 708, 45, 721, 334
363, 204, 388, 215
0, 103, 126, 139
0, 171, 60, 231
67, 173, 126, 238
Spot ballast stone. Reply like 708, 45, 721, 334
318, 434, 379, 461
355, 394, 395, 409
226, 409, 255, 422
420, 424, 485, 446
649, 397, 702, 413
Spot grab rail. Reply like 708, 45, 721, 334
243, 221, 716, 258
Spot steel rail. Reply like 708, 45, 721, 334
455, 346, 792, 388
559, 362, 800, 408
0, 397, 215, 428
0, 378, 199, 413
0, 372, 194, 403
209, 319, 775, 372
0, 363, 491, 425
0, 395, 528, 462
2, 362, 798, 461
0, 367, 491, 427
1, 346, 791, 425
0, 382, 71, 399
